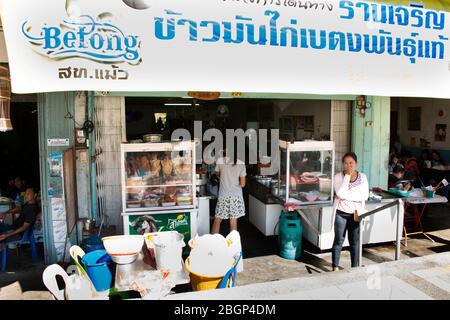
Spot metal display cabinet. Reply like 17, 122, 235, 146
277, 140, 335, 207
121, 141, 197, 238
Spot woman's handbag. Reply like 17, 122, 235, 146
354, 210, 359, 223
210, 174, 219, 186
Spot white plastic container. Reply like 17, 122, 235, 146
188, 234, 236, 277
152, 231, 185, 272
318, 176, 332, 193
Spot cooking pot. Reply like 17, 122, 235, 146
257, 177, 272, 187
196, 173, 208, 180
196, 185, 207, 196
143, 134, 162, 143
271, 183, 286, 197
82, 219, 96, 232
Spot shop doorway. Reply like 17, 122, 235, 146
0, 94, 45, 270
389, 96, 450, 186
390, 111, 398, 145
0, 100, 40, 190
124, 97, 332, 142
124, 96, 332, 214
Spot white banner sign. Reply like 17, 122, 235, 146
1, 0, 450, 97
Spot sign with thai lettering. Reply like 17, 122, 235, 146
128, 213, 191, 240
47, 138, 70, 147
1, 0, 450, 98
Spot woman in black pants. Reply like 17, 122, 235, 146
332, 152, 369, 271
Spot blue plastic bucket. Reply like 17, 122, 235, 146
81, 250, 113, 292
83, 235, 105, 253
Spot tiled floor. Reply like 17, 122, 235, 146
303, 285, 348, 300
413, 267, 450, 293
3, 203, 450, 299
236, 203, 450, 286
271, 276, 433, 300
336, 276, 432, 300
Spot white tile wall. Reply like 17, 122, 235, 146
51, 198, 67, 220
96, 96, 123, 111
99, 134, 122, 152
102, 126, 122, 135
101, 168, 122, 187
102, 151, 121, 170
331, 101, 352, 173
54, 241, 71, 263
95, 96, 124, 231
52, 220, 67, 243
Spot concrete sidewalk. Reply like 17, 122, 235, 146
165, 252, 450, 300
2, 204, 450, 299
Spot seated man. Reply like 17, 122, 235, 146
389, 154, 403, 174
431, 150, 446, 168
402, 151, 420, 179
388, 165, 412, 191
0, 187, 38, 247
5, 177, 26, 201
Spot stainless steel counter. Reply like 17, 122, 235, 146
248, 176, 281, 205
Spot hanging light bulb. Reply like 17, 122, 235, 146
0, 66, 13, 132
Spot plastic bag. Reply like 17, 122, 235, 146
226, 231, 244, 273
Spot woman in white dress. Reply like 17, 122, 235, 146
211, 149, 246, 234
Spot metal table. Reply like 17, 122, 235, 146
114, 252, 190, 292
0, 199, 13, 225
403, 191, 448, 246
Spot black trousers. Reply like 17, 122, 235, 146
331, 210, 360, 268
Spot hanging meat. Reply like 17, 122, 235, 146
161, 154, 173, 177
149, 153, 161, 177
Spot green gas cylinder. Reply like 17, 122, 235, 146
278, 210, 303, 260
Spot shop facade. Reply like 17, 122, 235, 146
33, 91, 390, 263
1, 0, 448, 264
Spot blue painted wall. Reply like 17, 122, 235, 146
352, 96, 391, 189
38, 92, 76, 264
403, 146, 450, 165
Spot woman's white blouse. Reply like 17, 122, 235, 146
334, 172, 369, 214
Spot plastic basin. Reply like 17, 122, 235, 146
102, 235, 144, 257
185, 257, 224, 291
81, 250, 113, 292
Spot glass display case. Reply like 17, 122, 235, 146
277, 140, 335, 206
121, 141, 196, 212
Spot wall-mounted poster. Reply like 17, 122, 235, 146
280, 117, 293, 131
408, 107, 421, 131
304, 116, 314, 132
435, 124, 447, 142
293, 116, 314, 131
49, 154, 62, 177
295, 116, 305, 129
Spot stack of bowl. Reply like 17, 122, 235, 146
102, 235, 144, 264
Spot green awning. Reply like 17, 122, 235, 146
374, 0, 450, 11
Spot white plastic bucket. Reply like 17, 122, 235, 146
152, 231, 185, 272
